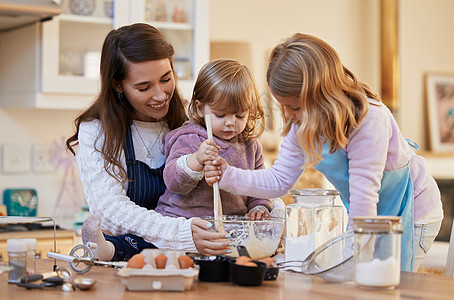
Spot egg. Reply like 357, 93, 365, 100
259, 257, 276, 267
155, 253, 168, 269
127, 254, 146, 269
177, 255, 194, 269
235, 256, 253, 266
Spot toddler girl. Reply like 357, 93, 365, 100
155, 58, 276, 219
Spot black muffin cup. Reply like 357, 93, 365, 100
229, 260, 267, 286
193, 255, 232, 282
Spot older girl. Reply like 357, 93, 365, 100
206, 33, 443, 272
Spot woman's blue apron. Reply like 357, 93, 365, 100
125, 126, 165, 210
104, 126, 165, 260
315, 143, 415, 271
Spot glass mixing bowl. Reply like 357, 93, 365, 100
203, 215, 285, 260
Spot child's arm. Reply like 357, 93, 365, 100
209, 124, 304, 198
164, 134, 208, 194
246, 141, 274, 218
165, 135, 220, 194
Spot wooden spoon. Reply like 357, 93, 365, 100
204, 115, 224, 232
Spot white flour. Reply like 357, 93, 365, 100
355, 257, 400, 287
284, 235, 314, 271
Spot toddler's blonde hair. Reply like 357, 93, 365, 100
189, 58, 265, 141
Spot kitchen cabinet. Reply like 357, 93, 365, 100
0, 0, 209, 109
116, 0, 210, 99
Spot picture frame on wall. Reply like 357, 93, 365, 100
425, 73, 454, 152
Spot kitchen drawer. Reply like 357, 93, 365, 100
0, 230, 75, 261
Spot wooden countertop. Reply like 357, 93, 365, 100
1, 259, 454, 300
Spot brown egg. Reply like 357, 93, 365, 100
235, 256, 252, 266
259, 257, 276, 267
127, 254, 146, 269
242, 261, 258, 267
177, 255, 194, 269
155, 254, 168, 269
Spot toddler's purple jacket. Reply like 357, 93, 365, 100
155, 121, 273, 218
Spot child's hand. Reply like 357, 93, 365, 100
204, 156, 227, 186
188, 139, 219, 172
246, 206, 271, 220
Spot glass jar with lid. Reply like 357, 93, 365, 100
285, 189, 345, 270
353, 216, 402, 289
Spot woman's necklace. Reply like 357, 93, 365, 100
132, 122, 164, 159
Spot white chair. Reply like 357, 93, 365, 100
445, 218, 454, 276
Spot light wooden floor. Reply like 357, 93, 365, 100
418, 241, 449, 275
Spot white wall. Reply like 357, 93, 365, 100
400, 0, 454, 149
210, 0, 380, 99
0, 108, 83, 228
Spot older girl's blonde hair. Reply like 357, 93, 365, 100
189, 58, 265, 141
267, 33, 379, 168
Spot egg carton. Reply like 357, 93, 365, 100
118, 249, 199, 292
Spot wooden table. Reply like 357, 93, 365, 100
1, 259, 453, 300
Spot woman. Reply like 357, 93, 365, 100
66, 23, 230, 260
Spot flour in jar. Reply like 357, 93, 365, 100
284, 235, 314, 271
355, 257, 400, 288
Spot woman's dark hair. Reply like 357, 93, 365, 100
66, 23, 187, 182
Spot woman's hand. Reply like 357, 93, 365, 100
204, 156, 228, 186
191, 217, 232, 256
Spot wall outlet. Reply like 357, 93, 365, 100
1, 144, 31, 174
32, 144, 55, 173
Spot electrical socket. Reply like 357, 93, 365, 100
32, 144, 55, 173
1, 144, 31, 174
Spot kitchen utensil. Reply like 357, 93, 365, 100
204, 114, 224, 232
236, 245, 250, 257
203, 215, 284, 260
16, 267, 71, 290
73, 277, 96, 290
47, 244, 127, 274
278, 230, 355, 282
